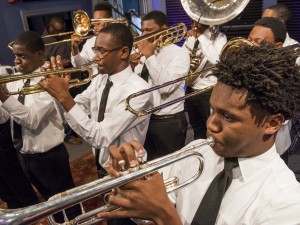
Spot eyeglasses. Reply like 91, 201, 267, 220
92, 46, 123, 58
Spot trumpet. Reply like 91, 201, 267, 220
8, 10, 128, 49
0, 137, 214, 225
126, 37, 254, 117
0, 64, 95, 95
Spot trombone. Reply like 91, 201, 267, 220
8, 10, 128, 49
126, 37, 255, 117
126, 67, 215, 117
130, 22, 187, 61
0, 64, 95, 95
0, 137, 214, 225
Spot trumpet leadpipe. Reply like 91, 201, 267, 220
0, 137, 213, 225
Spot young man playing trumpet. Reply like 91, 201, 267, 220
131, 10, 190, 160
40, 23, 153, 179
100, 43, 300, 225
0, 31, 80, 222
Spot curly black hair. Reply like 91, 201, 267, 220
213, 44, 300, 121
13, 31, 44, 53
265, 4, 292, 24
100, 23, 133, 53
94, 2, 113, 17
142, 10, 168, 27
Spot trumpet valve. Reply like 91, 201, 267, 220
138, 153, 148, 169
118, 160, 129, 175
129, 162, 139, 172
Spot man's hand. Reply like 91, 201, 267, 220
39, 55, 75, 112
71, 34, 83, 56
130, 52, 143, 70
137, 38, 160, 59
98, 172, 182, 225
105, 140, 145, 177
0, 84, 9, 102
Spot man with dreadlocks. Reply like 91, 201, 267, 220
99, 44, 300, 225
248, 17, 300, 181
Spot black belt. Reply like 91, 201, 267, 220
150, 111, 185, 120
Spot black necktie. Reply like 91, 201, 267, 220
290, 118, 300, 142
12, 79, 30, 151
191, 157, 239, 225
141, 63, 149, 82
193, 39, 200, 49
95, 78, 113, 178
97, 78, 113, 122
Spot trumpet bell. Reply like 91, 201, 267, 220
181, 0, 250, 25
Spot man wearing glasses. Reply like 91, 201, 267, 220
40, 23, 153, 179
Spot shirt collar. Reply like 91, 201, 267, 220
237, 144, 278, 182
108, 66, 133, 88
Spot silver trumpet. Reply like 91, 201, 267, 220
0, 137, 214, 225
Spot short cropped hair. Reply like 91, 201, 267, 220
49, 15, 64, 26
100, 23, 133, 53
142, 10, 168, 27
254, 17, 287, 43
265, 4, 292, 24
13, 31, 44, 52
213, 44, 300, 121
94, 2, 113, 17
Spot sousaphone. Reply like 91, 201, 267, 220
181, 0, 250, 86
181, 0, 250, 25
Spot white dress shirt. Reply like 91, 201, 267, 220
183, 29, 227, 89
0, 69, 64, 154
64, 66, 153, 166
71, 36, 98, 74
166, 140, 300, 225
134, 44, 190, 115
276, 120, 292, 155
283, 33, 299, 47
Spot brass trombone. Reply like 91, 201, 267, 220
130, 22, 187, 61
8, 10, 128, 49
0, 137, 214, 225
126, 37, 254, 117
0, 64, 95, 95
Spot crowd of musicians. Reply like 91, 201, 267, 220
1, 1, 300, 224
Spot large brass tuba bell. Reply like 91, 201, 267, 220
181, 0, 251, 86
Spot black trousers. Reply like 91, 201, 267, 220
0, 121, 39, 209
185, 87, 212, 140
18, 143, 81, 222
144, 111, 188, 161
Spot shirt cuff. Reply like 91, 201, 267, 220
64, 103, 86, 127
144, 54, 156, 68
1, 96, 22, 112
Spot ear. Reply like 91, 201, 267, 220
264, 113, 285, 135
120, 46, 130, 60
275, 42, 283, 49
36, 50, 45, 60
161, 24, 168, 29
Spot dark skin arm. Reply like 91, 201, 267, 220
39, 55, 75, 112
100, 141, 183, 225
